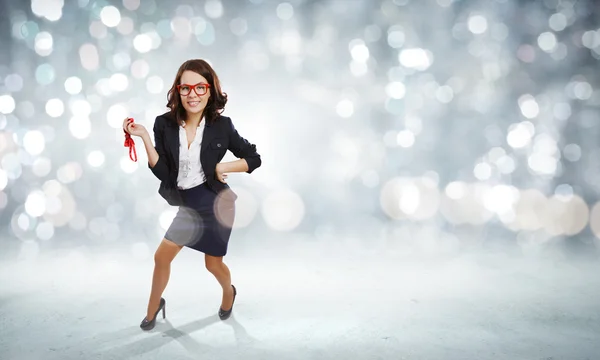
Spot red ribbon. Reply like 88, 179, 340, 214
124, 118, 137, 162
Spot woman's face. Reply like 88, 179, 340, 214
179, 70, 211, 117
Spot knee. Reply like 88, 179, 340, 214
205, 261, 221, 274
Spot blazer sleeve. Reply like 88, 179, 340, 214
147, 116, 170, 182
226, 117, 262, 174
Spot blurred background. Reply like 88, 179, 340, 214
2, 0, 600, 359
1, 0, 600, 261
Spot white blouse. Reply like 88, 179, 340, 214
176, 120, 206, 190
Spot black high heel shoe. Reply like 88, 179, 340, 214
140, 297, 166, 331
218, 285, 236, 320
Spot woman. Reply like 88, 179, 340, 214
122, 59, 261, 331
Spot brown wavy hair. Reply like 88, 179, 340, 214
166, 59, 227, 126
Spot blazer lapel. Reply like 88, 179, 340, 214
166, 119, 217, 172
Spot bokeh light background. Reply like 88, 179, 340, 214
1, 0, 600, 262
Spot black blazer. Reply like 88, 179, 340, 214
148, 111, 261, 206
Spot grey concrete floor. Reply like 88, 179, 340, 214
1, 240, 599, 360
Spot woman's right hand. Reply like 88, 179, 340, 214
122, 117, 148, 137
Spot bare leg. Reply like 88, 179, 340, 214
146, 238, 183, 320
205, 254, 234, 310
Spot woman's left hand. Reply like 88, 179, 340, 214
215, 163, 228, 183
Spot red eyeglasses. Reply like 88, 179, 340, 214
177, 83, 211, 96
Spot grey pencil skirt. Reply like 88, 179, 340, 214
164, 182, 235, 256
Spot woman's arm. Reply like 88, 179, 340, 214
217, 159, 249, 174
145, 118, 170, 182
214, 117, 261, 183
226, 117, 261, 173
142, 131, 160, 167
123, 116, 170, 182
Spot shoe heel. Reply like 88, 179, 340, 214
140, 297, 166, 331
219, 285, 237, 321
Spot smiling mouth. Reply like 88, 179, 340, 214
188, 101, 200, 106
